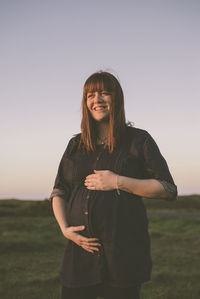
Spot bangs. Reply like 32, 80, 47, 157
83, 73, 116, 95
80, 71, 126, 152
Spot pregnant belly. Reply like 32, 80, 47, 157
66, 187, 118, 233
67, 186, 147, 241
66, 185, 88, 226
90, 191, 148, 242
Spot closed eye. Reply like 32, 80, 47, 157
87, 91, 111, 99
87, 93, 94, 99
101, 91, 111, 96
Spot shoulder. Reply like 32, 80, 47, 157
69, 133, 81, 144
123, 126, 153, 157
126, 126, 151, 144
126, 126, 165, 162
127, 127, 163, 157
63, 133, 81, 156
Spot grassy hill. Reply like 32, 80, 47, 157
1, 194, 200, 216
0, 195, 200, 298
143, 194, 200, 212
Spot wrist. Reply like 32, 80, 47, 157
61, 224, 69, 233
115, 174, 121, 195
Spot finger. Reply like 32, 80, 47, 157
89, 242, 101, 246
83, 245, 100, 252
85, 174, 95, 180
71, 225, 85, 232
84, 180, 93, 186
78, 236, 99, 243
79, 241, 101, 247
85, 186, 96, 190
84, 178, 94, 184
87, 238, 101, 243
81, 244, 100, 252
81, 246, 94, 253
84, 182, 96, 188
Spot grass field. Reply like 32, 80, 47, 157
0, 196, 200, 299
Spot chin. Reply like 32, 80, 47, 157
94, 116, 109, 123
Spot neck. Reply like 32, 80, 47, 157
96, 122, 109, 141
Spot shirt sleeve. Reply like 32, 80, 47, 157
49, 137, 75, 203
49, 158, 70, 203
142, 134, 178, 200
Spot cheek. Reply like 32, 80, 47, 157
107, 98, 112, 110
86, 101, 91, 111
86, 104, 93, 116
107, 96, 112, 105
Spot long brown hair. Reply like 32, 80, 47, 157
79, 71, 127, 153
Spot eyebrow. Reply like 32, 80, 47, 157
87, 90, 109, 94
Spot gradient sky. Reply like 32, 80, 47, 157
1, 0, 200, 199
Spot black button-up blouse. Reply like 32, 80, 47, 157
49, 126, 177, 288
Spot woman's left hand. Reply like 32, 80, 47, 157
85, 170, 117, 191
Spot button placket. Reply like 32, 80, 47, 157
96, 148, 104, 162
83, 148, 105, 236
83, 191, 90, 232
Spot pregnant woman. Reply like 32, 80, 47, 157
49, 71, 177, 299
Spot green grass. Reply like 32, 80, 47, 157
0, 196, 200, 298
0, 215, 64, 299
143, 194, 200, 212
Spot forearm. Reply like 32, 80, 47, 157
117, 176, 168, 199
52, 196, 68, 233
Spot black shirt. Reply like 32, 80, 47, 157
50, 126, 177, 288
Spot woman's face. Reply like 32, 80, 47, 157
86, 90, 112, 122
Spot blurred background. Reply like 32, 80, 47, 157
1, 0, 199, 199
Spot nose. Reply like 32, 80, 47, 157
94, 92, 103, 103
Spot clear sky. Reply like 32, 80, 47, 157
1, 0, 200, 199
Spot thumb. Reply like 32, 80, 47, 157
94, 170, 100, 173
72, 225, 85, 232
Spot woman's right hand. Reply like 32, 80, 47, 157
62, 225, 101, 254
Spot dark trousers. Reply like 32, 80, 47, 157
61, 283, 141, 299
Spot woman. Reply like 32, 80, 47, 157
50, 71, 177, 299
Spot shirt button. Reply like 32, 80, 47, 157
84, 211, 88, 215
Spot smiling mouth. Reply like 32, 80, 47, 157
93, 106, 107, 111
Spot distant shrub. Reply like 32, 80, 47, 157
0, 199, 53, 217
143, 194, 200, 212
0, 195, 200, 217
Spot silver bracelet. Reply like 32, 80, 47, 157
116, 175, 120, 195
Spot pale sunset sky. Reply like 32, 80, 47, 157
1, 0, 200, 199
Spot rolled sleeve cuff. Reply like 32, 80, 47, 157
158, 180, 178, 201
49, 188, 68, 203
